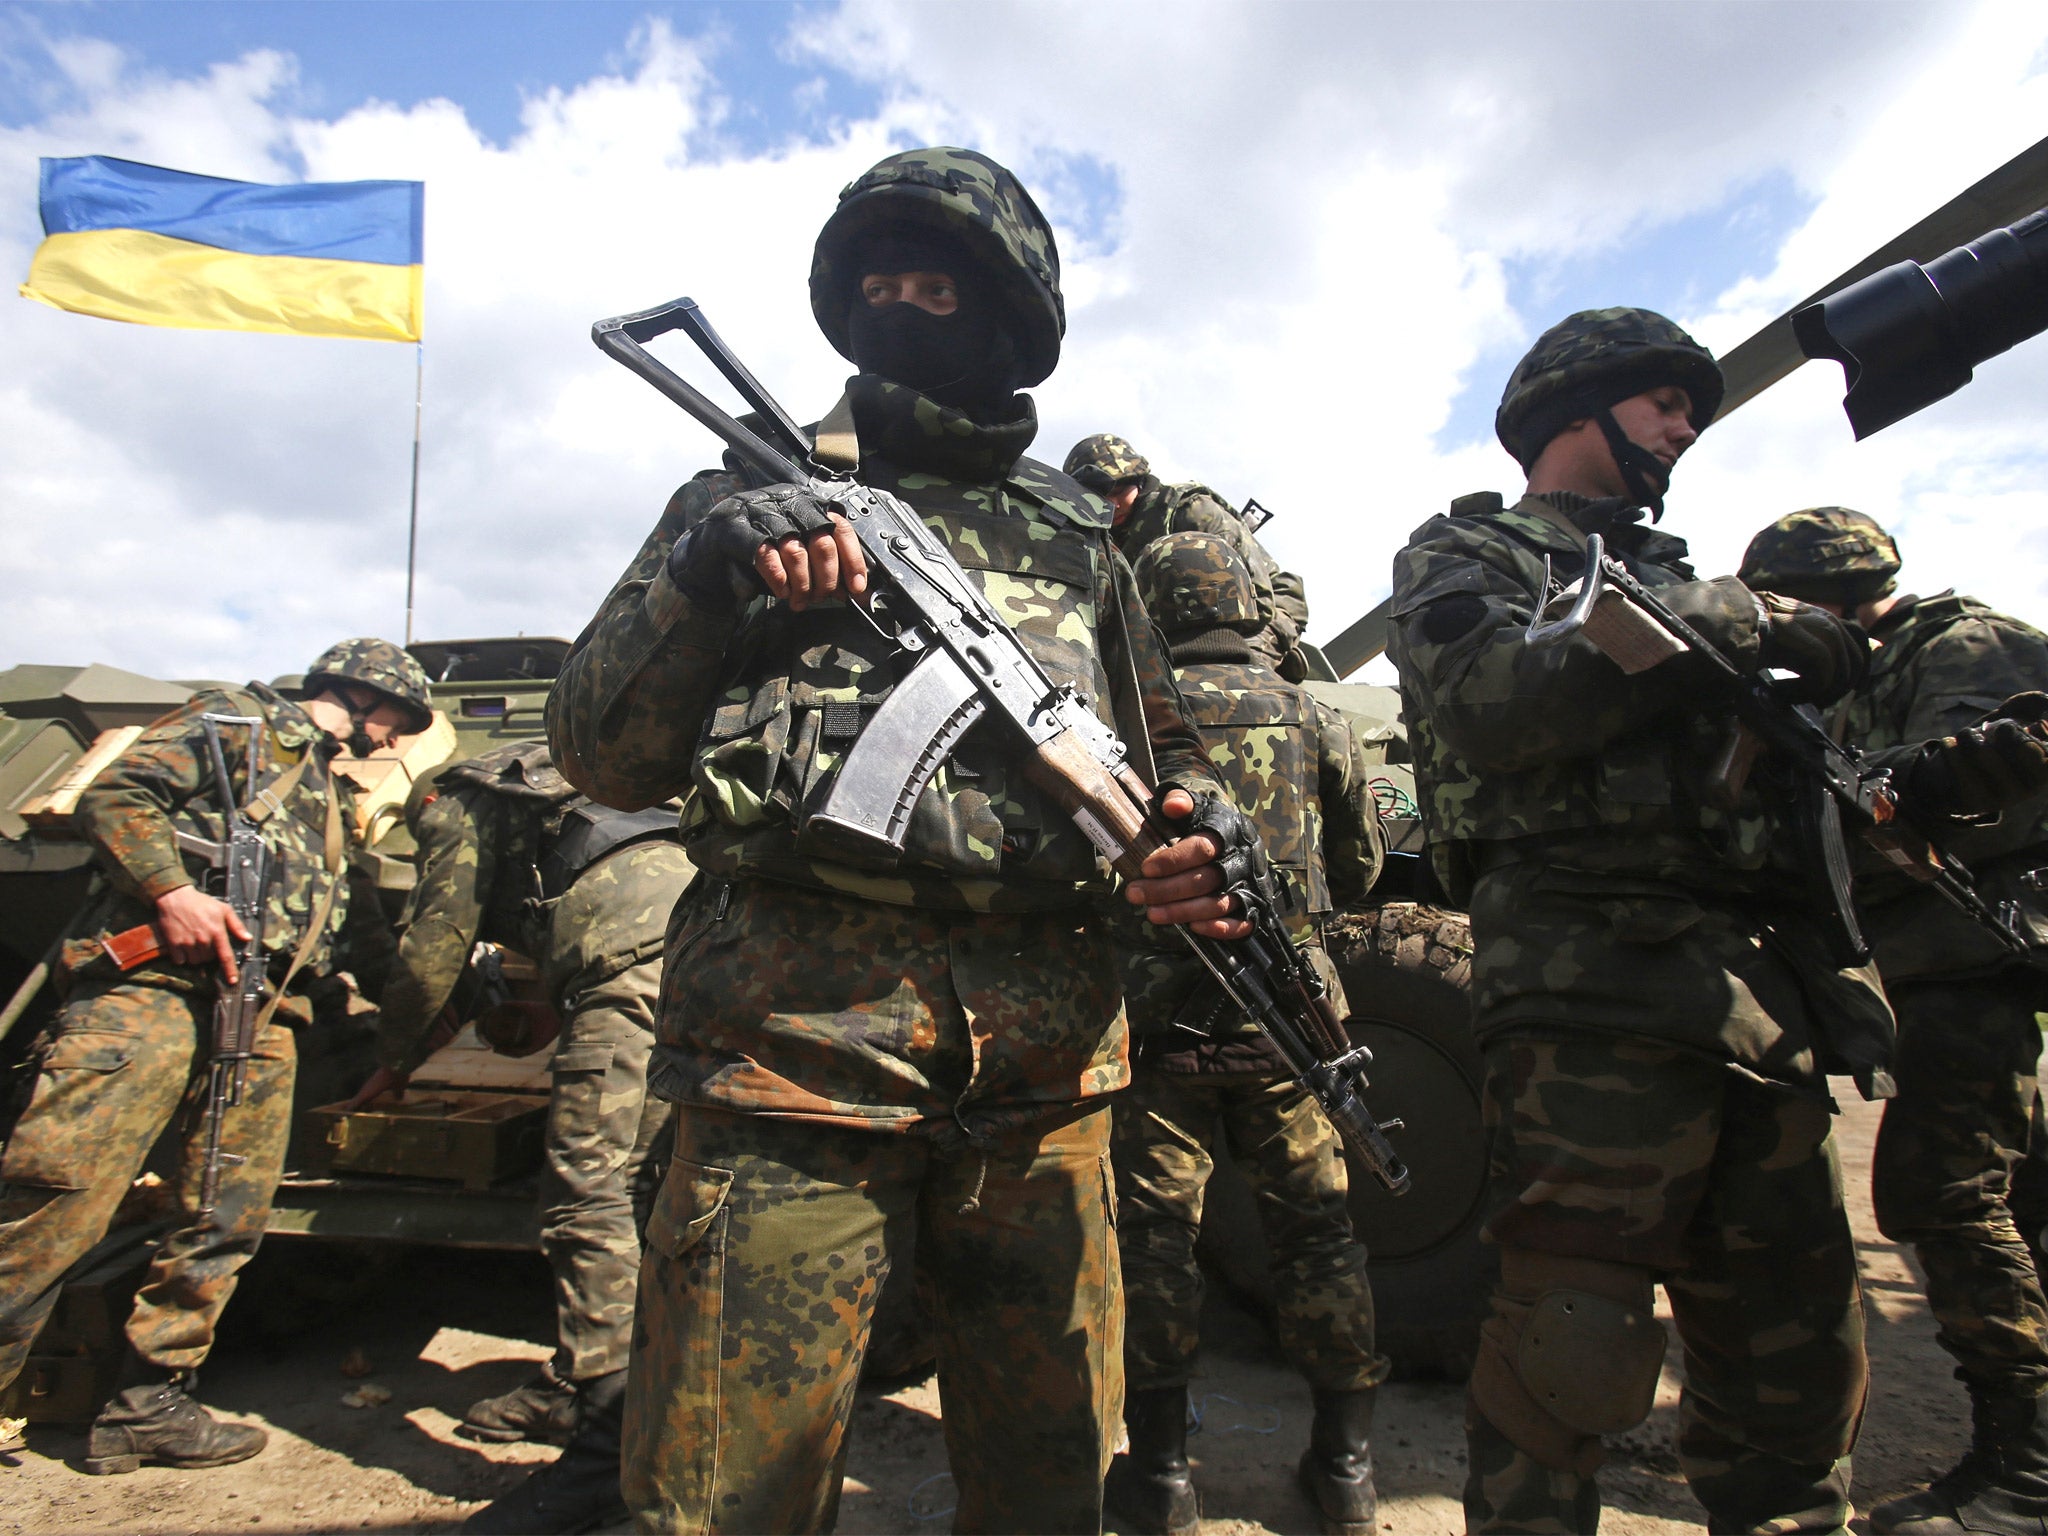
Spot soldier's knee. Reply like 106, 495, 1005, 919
1468, 1248, 1665, 1477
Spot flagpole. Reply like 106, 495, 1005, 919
403, 341, 424, 645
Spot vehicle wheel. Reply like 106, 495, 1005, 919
1194, 901, 1493, 1380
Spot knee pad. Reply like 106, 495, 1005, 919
1469, 1250, 1666, 1475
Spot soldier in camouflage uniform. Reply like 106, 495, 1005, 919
341, 739, 692, 1533
1388, 310, 1902, 1534
1106, 531, 1388, 1536
1064, 432, 1312, 679
1742, 508, 2048, 1536
0, 639, 426, 1471
546, 146, 1244, 1533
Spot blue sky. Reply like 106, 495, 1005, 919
1, 1, 2044, 679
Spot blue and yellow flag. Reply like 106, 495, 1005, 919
20, 156, 423, 342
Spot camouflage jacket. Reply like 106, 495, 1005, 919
63, 683, 391, 1016
374, 740, 689, 1073
1114, 477, 1309, 674
547, 375, 1222, 914
1120, 634, 1382, 1073
1839, 591, 2048, 981
1389, 491, 1893, 1084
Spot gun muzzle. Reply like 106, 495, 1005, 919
1794, 206, 2048, 438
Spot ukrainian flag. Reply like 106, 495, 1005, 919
20, 156, 423, 342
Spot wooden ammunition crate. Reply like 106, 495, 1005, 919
302, 1091, 548, 1190
0, 1221, 164, 1424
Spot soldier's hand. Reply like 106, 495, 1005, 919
154, 885, 251, 980
1906, 695, 2048, 817
1756, 593, 1868, 704
344, 1065, 408, 1111
1125, 787, 1255, 940
669, 485, 868, 613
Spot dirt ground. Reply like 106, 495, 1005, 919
0, 1092, 1972, 1534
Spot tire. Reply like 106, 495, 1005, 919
1194, 901, 1493, 1380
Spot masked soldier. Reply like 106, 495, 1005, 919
546, 146, 1243, 1533
1742, 508, 2048, 1536
1105, 531, 1387, 1536
342, 739, 692, 1534
0, 639, 425, 1470
1064, 432, 1311, 679
1386, 308, 1908, 1533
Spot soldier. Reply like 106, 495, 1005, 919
1106, 531, 1388, 1536
343, 739, 693, 1533
1388, 309, 1899, 1533
0, 639, 425, 1470
1741, 508, 2048, 1536
546, 146, 1244, 1533
1064, 432, 1312, 678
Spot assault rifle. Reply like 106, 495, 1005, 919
191, 715, 276, 1215
1527, 536, 2028, 965
592, 297, 1411, 1194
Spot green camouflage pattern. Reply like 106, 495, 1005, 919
1113, 477, 1309, 673
1493, 308, 1723, 468
0, 981, 299, 1388
1131, 529, 1260, 632
304, 636, 434, 734
1112, 1068, 1386, 1394
61, 682, 391, 1017
647, 873, 1126, 1132
1834, 590, 2048, 980
1467, 1031, 1866, 1533
546, 375, 1219, 917
1874, 971, 2048, 1391
1737, 506, 1901, 606
624, 1103, 1121, 1532
811, 146, 1065, 387
1062, 432, 1149, 489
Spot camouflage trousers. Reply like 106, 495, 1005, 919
0, 978, 295, 1388
1466, 1031, 1867, 1535
1111, 1066, 1386, 1393
624, 1104, 1121, 1534
542, 951, 674, 1384
1873, 969, 2048, 1392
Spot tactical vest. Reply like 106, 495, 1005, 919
1391, 493, 1775, 902
682, 453, 1125, 909
1176, 660, 1329, 937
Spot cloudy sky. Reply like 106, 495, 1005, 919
2, 0, 2045, 686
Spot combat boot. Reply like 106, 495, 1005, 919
1297, 1388, 1378, 1536
1873, 1384, 2048, 1535
1104, 1385, 1200, 1536
461, 1364, 579, 1445
84, 1370, 267, 1475
462, 1367, 627, 1534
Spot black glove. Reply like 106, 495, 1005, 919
1148, 784, 1279, 915
666, 484, 838, 609
1903, 692, 2048, 818
1658, 577, 1767, 669
1755, 592, 1868, 705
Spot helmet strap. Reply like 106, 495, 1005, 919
1593, 407, 1672, 521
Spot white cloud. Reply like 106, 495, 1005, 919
1, 0, 2044, 688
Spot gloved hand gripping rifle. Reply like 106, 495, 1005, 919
1526, 535, 2028, 965
190, 715, 276, 1216
592, 298, 1410, 1194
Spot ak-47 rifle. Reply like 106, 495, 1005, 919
191, 715, 276, 1215
1527, 535, 2029, 966
591, 298, 1410, 1195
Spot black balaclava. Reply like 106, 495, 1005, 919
843, 231, 1021, 416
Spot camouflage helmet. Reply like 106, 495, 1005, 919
1495, 307, 1725, 471
1132, 532, 1259, 634
304, 638, 434, 735
812, 146, 1065, 387
1739, 507, 1902, 606
1062, 433, 1150, 492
